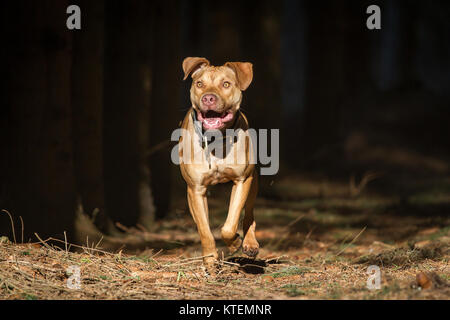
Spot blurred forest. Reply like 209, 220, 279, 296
0, 0, 449, 245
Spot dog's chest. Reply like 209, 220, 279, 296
181, 132, 252, 185
179, 110, 255, 186
200, 136, 251, 184
200, 153, 246, 185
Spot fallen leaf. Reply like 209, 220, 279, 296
255, 230, 277, 239
416, 272, 432, 289
131, 271, 156, 281
317, 242, 327, 248
262, 275, 274, 282
418, 227, 439, 236
51, 262, 63, 268
414, 240, 431, 249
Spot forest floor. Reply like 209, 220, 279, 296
0, 171, 449, 300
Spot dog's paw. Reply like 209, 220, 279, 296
203, 264, 219, 277
203, 256, 219, 276
227, 236, 243, 256
242, 241, 259, 258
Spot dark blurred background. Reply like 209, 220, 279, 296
0, 0, 449, 244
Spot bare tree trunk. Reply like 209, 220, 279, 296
0, 2, 9, 214
239, 0, 282, 132
372, 0, 419, 91
38, 0, 76, 241
71, 0, 115, 234
150, 0, 181, 220
2, 0, 77, 241
205, 1, 242, 62
103, 0, 156, 229
300, 1, 346, 160
281, 0, 307, 167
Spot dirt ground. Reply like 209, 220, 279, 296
0, 170, 449, 300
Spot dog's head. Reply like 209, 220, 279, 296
182, 57, 253, 130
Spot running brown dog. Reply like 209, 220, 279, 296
178, 57, 259, 270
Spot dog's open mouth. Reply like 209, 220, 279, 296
197, 110, 234, 130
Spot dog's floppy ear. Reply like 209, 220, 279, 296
182, 57, 210, 80
225, 62, 253, 91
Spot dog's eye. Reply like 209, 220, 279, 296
196, 81, 203, 88
223, 81, 231, 88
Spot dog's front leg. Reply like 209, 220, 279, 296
187, 185, 218, 269
221, 175, 254, 254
